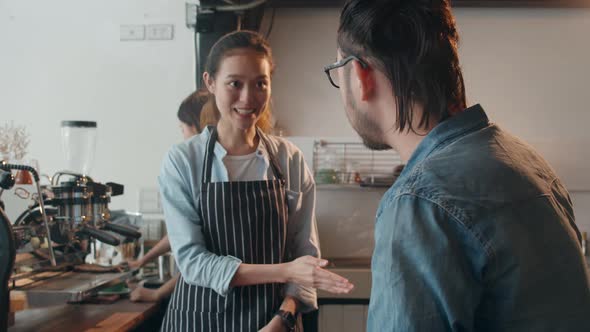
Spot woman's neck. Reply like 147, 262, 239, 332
216, 122, 259, 156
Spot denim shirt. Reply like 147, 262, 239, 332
367, 104, 590, 331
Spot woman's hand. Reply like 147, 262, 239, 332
129, 286, 160, 302
258, 315, 287, 332
126, 279, 161, 302
126, 258, 144, 270
285, 256, 354, 294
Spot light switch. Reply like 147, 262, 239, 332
146, 24, 174, 40
120, 25, 145, 41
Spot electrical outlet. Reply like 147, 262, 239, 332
146, 24, 174, 40
120, 25, 145, 41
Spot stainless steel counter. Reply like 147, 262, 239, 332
14, 270, 134, 308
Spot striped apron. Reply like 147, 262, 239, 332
161, 127, 288, 332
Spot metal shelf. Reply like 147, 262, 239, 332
312, 140, 403, 187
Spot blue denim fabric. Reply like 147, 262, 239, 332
367, 104, 590, 332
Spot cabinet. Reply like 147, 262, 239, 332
318, 304, 369, 332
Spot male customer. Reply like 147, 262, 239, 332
324, 0, 590, 330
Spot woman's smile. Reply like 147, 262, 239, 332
234, 107, 256, 116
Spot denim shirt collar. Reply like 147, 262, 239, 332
381, 104, 490, 206
404, 104, 489, 172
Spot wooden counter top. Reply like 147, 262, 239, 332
8, 299, 160, 332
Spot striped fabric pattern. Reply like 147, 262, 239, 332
161, 128, 288, 332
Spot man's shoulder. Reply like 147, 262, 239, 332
386, 127, 558, 225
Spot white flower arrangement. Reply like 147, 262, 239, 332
0, 122, 30, 161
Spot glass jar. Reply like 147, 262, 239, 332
61, 121, 97, 175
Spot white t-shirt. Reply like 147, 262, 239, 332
223, 150, 266, 181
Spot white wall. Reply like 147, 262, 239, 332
0, 0, 195, 211
1, 3, 589, 230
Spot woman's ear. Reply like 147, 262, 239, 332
203, 72, 215, 93
352, 61, 374, 102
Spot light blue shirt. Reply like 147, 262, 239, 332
159, 128, 320, 312
368, 104, 590, 331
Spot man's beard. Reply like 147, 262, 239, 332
345, 84, 391, 151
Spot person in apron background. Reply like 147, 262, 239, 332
158, 30, 354, 332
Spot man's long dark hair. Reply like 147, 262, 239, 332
338, 0, 466, 132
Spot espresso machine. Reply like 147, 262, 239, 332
2, 121, 141, 319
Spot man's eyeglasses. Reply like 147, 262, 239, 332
323, 55, 368, 89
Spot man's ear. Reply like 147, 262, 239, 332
203, 72, 215, 93
352, 61, 374, 101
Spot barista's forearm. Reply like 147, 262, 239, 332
140, 235, 171, 265
229, 263, 288, 287
155, 274, 179, 300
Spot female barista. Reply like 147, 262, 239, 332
159, 31, 353, 331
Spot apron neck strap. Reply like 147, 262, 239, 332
256, 127, 286, 184
202, 126, 285, 184
202, 126, 217, 183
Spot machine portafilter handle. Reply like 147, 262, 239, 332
1, 162, 57, 267
106, 182, 124, 196
79, 226, 120, 247
102, 223, 141, 240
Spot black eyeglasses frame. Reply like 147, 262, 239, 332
323, 55, 368, 89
